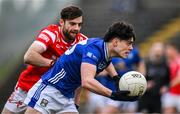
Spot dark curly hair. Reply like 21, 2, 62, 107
104, 21, 135, 42
60, 6, 83, 20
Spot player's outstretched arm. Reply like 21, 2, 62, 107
81, 62, 139, 102
24, 42, 55, 67
104, 62, 120, 91
105, 62, 118, 77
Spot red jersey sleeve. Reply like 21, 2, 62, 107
36, 25, 58, 50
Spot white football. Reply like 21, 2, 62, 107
119, 71, 147, 96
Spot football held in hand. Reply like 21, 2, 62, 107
119, 71, 147, 97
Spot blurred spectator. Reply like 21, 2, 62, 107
138, 42, 170, 113
86, 47, 145, 113
162, 42, 180, 113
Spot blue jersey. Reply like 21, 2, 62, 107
41, 38, 111, 98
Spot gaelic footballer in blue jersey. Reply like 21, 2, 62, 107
24, 21, 138, 114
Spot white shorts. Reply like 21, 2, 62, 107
87, 92, 137, 112
107, 98, 137, 112
87, 92, 109, 112
24, 79, 78, 114
4, 87, 27, 113
162, 92, 180, 112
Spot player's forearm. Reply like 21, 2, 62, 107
24, 50, 53, 67
105, 63, 118, 77
81, 78, 112, 97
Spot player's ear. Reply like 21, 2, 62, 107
112, 37, 119, 47
59, 19, 64, 26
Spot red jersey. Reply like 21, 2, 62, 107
169, 56, 180, 94
17, 24, 87, 92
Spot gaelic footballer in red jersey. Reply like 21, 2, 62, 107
18, 24, 87, 92
2, 6, 87, 114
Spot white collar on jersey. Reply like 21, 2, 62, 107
104, 42, 111, 62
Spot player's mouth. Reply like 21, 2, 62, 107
71, 30, 78, 34
70, 33, 77, 37
125, 52, 130, 56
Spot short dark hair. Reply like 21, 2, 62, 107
61, 6, 83, 20
104, 21, 135, 42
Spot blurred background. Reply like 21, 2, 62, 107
0, 0, 179, 113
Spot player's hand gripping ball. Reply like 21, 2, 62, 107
119, 71, 147, 97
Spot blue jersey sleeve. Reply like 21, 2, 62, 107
82, 45, 101, 65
